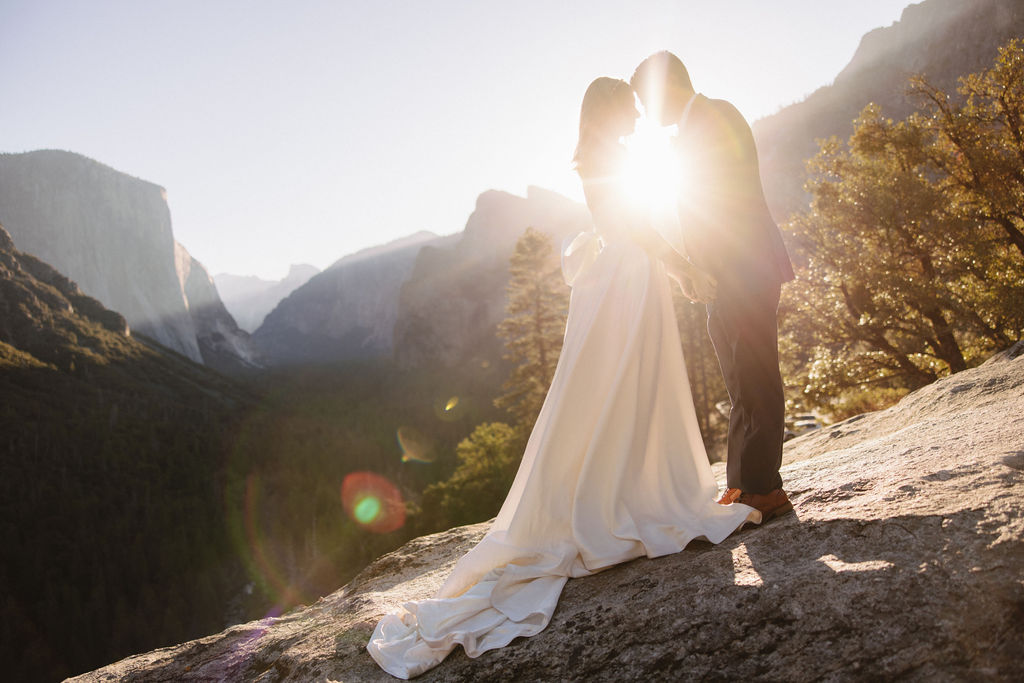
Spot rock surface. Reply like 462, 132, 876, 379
72, 342, 1024, 681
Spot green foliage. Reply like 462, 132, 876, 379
781, 40, 1024, 418
494, 227, 570, 431
0, 341, 251, 681
222, 358, 504, 609
417, 422, 524, 529
0, 230, 511, 680
413, 227, 567, 532
910, 38, 1024, 260
673, 291, 729, 460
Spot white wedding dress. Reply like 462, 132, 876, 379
367, 179, 757, 679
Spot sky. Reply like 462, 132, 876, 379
0, 0, 915, 280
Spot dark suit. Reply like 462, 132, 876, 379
676, 94, 794, 495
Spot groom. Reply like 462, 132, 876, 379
631, 51, 795, 521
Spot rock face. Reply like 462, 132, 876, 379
0, 150, 254, 369
252, 185, 592, 369
251, 231, 441, 365
393, 187, 591, 369
71, 343, 1024, 681
214, 265, 320, 333
753, 0, 1024, 222
174, 241, 260, 374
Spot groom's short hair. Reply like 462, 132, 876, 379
631, 51, 693, 94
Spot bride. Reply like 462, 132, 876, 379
367, 77, 758, 679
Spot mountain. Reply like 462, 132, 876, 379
69, 341, 1024, 681
753, 0, 1024, 222
251, 231, 442, 365
214, 264, 320, 333
393, 187, 591, 369
174, 241, 261, 373
0, 150, 255, 370
0, 222, 256, 681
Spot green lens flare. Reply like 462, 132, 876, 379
354, 495, 382, 524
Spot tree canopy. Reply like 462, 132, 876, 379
781, 39, 1024, 417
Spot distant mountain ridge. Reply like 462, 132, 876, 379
250, 186, 592, 370
0, 150, 256, 373
753, 0, 1024, 221
393, 187, 591, 369
251, 230, 443, 364
215, 264, 320, 333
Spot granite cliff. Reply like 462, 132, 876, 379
392, 187, 590, 369
174, 241, 260, 373
71, 341, 1024, 681
0, 150, 255, 369
252, 231, 441, 365
753, 0, 1024, 221
250, 186, 591, 369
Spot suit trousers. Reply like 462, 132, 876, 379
707, 280, 785, 494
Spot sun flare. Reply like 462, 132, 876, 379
622, 116, 686, 215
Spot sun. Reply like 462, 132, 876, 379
621, 115, 686, 218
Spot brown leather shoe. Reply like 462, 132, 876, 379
717, 488, 742, 505
736, 488, 793, 522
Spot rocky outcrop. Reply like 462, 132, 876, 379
251, 231, 441, 365
174, 242, 260, 374
753, 0, 1024, 222
0, 222, 131, 364
393, 187, 591, 369
214, 265, 320, 333
0, 150, 255, 369
71, 342, 1024, 681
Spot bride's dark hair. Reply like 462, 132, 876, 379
572, 77, 634, 175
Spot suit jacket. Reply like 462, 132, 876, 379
675, 94, 794, 292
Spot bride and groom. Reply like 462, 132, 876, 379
367, 51, 795, 679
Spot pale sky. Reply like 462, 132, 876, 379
0, 0, 915, 279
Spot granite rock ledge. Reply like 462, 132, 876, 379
72, 342, 1024, 681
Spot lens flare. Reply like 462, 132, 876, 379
341, 471, 405, 533
227, 470, 309, 612
434, 394, 467, 422
354, 495, 382, 524
397, 425, 434, 463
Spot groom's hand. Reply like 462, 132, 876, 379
667, 262, 716, 303
688, 269, 717, 303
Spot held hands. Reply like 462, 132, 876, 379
667, 262, 717, 304
631, 225, 717, 303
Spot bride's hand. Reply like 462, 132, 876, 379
688, 268, 717, 303
667, 263, 716, 303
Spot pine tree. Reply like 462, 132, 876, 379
494, 227, 570, 431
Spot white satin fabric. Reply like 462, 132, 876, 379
367, 222, 757, 679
